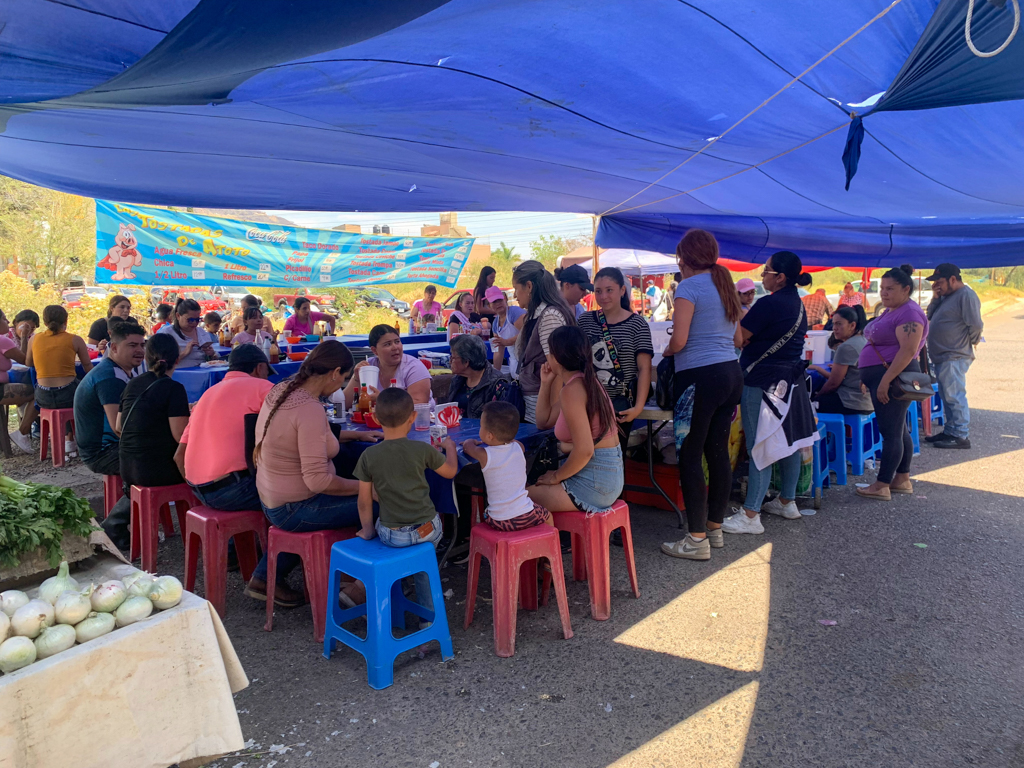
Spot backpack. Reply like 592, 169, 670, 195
491, 378, 526, 421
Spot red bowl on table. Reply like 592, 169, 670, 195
287, 351, 308, 362
286, 336, 302, 344
364, 412, 381, 429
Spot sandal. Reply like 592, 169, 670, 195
855, 487, 891, 501
889, 483, 913, 495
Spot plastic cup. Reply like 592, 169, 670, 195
414, 403, 431, 431
359, 365, 380, 390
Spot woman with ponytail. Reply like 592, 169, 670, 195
116, 334, 190, 490
727, 249, 814, 535
578, 266, 654, 453
247, 340, 382, 607
659, 229, 745, 560
527, 325, 624, 514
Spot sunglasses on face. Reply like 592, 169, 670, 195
186, 317, 201, 324
761, 269, 779, 277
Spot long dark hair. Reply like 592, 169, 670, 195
171, 298, 202, 339
42, 305, 67, 333
473, 266, 496, 306
676, 229, 742, 323
293, 296, 311, 312
253, 340, 354, 463
769, 251, 812, 289
834, 304, 867, 333
512, 260, 575, 358
594, 267, 631, 312
242, 305, 263, 329
548, 325, 615, 442
145, 334, 179, 377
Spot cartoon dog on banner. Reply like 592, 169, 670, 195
97, 223, 142, 280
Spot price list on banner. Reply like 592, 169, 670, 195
95, 201, 474, 287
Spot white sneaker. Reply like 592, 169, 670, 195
762, 497, 801, 520
707, 528, 724, 548
10, 431, 33, 454
721, 509, 765, 535
64, 440, 78, 459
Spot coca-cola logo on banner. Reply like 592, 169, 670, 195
246, 228, 288, 244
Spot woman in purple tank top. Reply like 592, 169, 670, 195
856, 265, 928, 501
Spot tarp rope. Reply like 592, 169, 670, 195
598, 0, 906, 217
966, 0, 1020, 57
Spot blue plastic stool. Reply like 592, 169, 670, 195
810, 421, 829, 508
930, 383, 945, 427
323, 538, 454, 689
843, 413, 882, 476
815, 413, 848, 486
906, 400, 921, 456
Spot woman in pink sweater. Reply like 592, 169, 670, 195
246, 341, 381, 607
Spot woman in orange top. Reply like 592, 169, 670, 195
11, 305, 92, 455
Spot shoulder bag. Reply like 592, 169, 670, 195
595, 309, 650, 408
744, 304, 806, 375
866, 334, 935, 402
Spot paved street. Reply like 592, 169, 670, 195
6, 307, 1023, 768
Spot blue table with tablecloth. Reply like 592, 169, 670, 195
172, 359, 304, 403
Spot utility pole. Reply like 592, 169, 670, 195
592, 215, 600, 273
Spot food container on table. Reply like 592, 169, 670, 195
435, 402, 461, 429
413, 403, 431, 431
286, 336, 302, 344
425, 323, 437, 333
351, 410, 365, 423
359, 365, 380, 390
287, 351, 308, 361
305, 334, 319, 342
364, 412, 381, 429
430, 424, 447, 451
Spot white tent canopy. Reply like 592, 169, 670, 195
576, 249, 677, 277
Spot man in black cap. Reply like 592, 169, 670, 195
555, 263, 593, 320
925, 263, 983, 449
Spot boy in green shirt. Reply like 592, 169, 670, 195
353, 388, 458, 611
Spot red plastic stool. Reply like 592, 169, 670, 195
38, 408, 75, 467
184, 506, 269, 617
264, 527, 357, 642
101, 474, 123, 519
129, 483, 196, 572
552, 500, 640, 621
464, 524, 573, 658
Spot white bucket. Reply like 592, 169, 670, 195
805, 331, 831, 365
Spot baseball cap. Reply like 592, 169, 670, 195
925, 263, 961, 281
484, 286, 506, 303
735, 277, 756, 292
558, 264, 594, 290
228, 344, 277, 375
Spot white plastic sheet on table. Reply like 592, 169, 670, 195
0, 557, 248, 768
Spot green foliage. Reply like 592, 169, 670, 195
491, 242, 518, 262
528, 234, 592, 269
0, 475, 99, 568
0, 177, 95, 286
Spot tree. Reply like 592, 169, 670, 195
528, 233, 593, 269
491, 241, 518, 262
0, 177, 95, 287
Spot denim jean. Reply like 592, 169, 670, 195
252, 493, 365, 583
741, 385, 801, 511
192, 475, 261, 512
933, 357, 972, 440
375, 514, 443, 613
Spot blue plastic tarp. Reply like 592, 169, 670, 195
1, 0, 1023, 267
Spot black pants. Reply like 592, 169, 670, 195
861, 362, 919, 484
85, 444, 131, 550
815, 389, 872, 416
673, 360, 744, 534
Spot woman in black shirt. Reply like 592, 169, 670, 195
116, 333, 191, 488
88, 294, 132, 350
577, 267, 654, 454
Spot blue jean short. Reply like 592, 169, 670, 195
561, 446, 624, 514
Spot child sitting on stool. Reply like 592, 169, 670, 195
462, 401, 552, 530
352, 387, 458, 610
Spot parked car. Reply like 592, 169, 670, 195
211, 285, 251, 308
62, 286, 109, 308
355, 287, 410, 317
273, 288, 337, 309
155, 288, 228, 315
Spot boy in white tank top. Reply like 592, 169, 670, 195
461, 402, 551, 531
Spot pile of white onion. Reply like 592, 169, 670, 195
0, 563, 183, 674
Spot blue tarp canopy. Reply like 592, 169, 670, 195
1, 0, 1023, 267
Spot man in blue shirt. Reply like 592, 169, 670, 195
74, 318, 146, 550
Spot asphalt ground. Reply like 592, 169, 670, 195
4, 302, 1023, 768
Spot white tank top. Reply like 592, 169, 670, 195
481, 443, 534, 521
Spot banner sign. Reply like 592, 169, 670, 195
95, 201, 474, 288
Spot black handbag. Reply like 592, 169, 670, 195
655, 355, 675, 410
866, 337, 935, 402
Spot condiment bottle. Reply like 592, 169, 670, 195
358, 383, 371, 414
